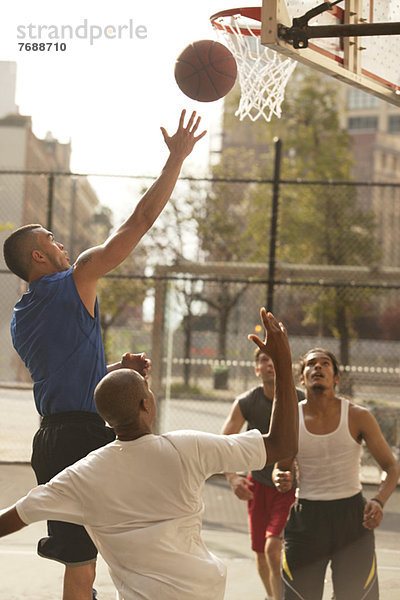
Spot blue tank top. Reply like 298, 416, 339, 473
11, 267, 107, 416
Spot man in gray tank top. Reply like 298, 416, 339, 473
221, 347, 304, 600
273, 348, 399, 600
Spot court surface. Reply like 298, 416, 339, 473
0, 464, 399, 600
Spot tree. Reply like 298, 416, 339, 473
192, 146, 263, 361
279, 72, 378, 391
214, 70, 380, 391
97, 249, 150, 362
144, 192, 204, 385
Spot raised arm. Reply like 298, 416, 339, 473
249, 309, 298, 466
73, 110, 206, 312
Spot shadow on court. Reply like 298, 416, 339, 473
0, 465, 399, 600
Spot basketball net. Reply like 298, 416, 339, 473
211, 8, 297, 122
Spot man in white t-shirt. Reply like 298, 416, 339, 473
0, 309, 299, 600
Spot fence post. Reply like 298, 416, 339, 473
151, 271, 167, 433
46, 173, 55, 231
266, 137, 282, 312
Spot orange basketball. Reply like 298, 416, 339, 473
174, 40, 237, 102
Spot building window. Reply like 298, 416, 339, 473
348, 116, 378, 131
388, 115, 400, 134
347, 89, 380, 109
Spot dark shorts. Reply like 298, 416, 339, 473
31, 411, 115, 566
282, 492, 379, 600
247, 475, 295, 553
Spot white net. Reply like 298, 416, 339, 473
212, 11, 297, 122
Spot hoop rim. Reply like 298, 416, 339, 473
210, 5, 343, 37
210, 6, 262, 36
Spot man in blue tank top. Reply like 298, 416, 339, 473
3, 110, 206, 600
273, 348, 399, 600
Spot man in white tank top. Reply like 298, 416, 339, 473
273, 348, 399, 600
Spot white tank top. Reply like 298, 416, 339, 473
297, 398, 362, 500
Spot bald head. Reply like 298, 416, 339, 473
94, 369, 153, 432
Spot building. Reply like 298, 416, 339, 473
0, 62, 18, 119
0, 61, 103, 383
339, 86, 400, 267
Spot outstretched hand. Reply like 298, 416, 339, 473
248, 308, 291, 368
160, 110, 207, 160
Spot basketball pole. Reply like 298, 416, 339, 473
266, 137, 282, 312
46, 172, 54, 231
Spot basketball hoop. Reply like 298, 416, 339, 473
210, 7, 297, 122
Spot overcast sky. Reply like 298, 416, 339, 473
0, 0, 260, 178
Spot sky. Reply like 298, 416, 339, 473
0, 0, 258, 180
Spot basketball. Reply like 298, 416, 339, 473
174, 40, 237, 102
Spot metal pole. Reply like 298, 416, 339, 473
46, 173, 54, 231
266, 138, 282, 311
151, 269, 167, 434
282, 22, 400, 49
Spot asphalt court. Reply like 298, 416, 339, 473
0, 465, 399, 599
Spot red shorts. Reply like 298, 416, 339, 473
247, 474, 295, 553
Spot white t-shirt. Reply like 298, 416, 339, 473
16, 429, 266, 600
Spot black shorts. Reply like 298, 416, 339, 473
31, 411, 115, 566
282, 493, 379, 600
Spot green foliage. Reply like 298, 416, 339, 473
197, 147, 262, 263
279, 71, 353, 179
278, 185, 378, 266
97, 250, 150, 361
206, 69, 380, 378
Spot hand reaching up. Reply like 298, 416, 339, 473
160, 110, 207, 160
248, 308, 291, 370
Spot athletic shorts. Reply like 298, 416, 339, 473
282, 492, 379, 600
247, 474, 295, 553
31, 411, 115, 566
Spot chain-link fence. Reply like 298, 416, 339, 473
0, 171, 399, 468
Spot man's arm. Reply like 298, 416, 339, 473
249, 309, 299, 466
353, 406, 400, 530
0, 506, 27, 538
73, 110, 206, 312
221, 401, 254, 500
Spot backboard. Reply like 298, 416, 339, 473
261, 0, 400, 106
